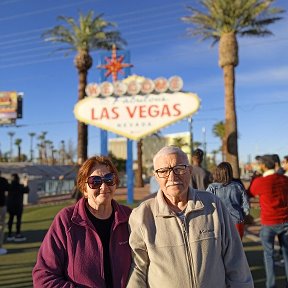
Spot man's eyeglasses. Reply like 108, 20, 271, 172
86, 173, 116, 189
155, 164, 188, 178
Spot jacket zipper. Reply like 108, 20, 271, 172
180, 216, 197, 288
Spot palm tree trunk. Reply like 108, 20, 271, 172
223, 64, 239, 178
77, 70, 88, 165
18, 146, 21, 161
75, 50, 92, 165
221, 141, 225, 161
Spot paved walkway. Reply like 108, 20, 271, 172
245, 218, 262, 242
115, 184, 151, 202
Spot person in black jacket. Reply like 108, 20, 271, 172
0, 171, 9, 254
6, 174, 29, 242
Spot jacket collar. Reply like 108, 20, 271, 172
71, 198, 130, 226
155, 187, 204, 217
263, 169, 275, 177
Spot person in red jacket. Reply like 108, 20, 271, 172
33, 155, 132, 288
249, 154, 288, 288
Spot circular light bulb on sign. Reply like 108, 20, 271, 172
154, 77, 169, 93
127, 80, 141, 95
100, 82, 114, 97
169, 76, 183, 92
141, 78, 155, 94
85, 83, 100, 97
114, 81, 127, 96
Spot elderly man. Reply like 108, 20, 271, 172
127, 146, 253, 288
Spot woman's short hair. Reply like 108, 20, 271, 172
77, 155, 120, 194
213, 162, 233, 185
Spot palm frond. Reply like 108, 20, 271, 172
42, 10, 126, 55
181, 0, 284, 42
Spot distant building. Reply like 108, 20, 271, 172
109, 132, 191, 175
0, 163, 77, 204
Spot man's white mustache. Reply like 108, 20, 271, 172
166, 182, 183, 187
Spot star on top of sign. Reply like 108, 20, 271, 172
97, 44, 133, 82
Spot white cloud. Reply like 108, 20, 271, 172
237, 66, 288, 85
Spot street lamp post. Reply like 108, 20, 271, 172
188, 116, 193, 163
202, 127, 207, 169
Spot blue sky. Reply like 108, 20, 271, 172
0, 0, 287, 163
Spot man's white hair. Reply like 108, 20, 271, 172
153, 146, 189, 168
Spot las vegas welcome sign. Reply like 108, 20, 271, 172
74, 76, 200, 141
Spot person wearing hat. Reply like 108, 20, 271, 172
191, 148, 212, 190
249, 154, 288, 288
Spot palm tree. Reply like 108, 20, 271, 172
193, 141, 202, 150
14, 138, 22, 161
173, 137, 189, 149
212, 121, 225, 161
211, 149, 219, 166
182, 0, 284, 177
37, 131, 47, 164
28, 132, 36, 162
43, 11, 126, 165
7, 131, 15, 161
135, 139, 144, 188
45, 140, 53, 164
60, 140, 66, 165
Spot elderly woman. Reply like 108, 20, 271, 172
33, 156, 132, 288
206, 162, 250, 239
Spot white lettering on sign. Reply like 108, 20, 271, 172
74, 92, 200, 140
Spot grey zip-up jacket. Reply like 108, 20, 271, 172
127, 187, 254, 288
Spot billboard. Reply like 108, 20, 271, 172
0, 91, 23, 125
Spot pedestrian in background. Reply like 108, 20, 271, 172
0, 170, 9, 255
206, 162, 250, 239
191, 148, 212, 190
272, 154, 285, 175
249, 155, 288, 288
6, 173, 29, 242
282, 155, 288, 176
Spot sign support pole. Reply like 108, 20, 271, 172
126, 139, 134, 204
100, 130, 108, 156
98, 49, 134, 203
99, 57, 108, 156
125, 52, 134, 204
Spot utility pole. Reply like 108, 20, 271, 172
202, 127, 207, 169
188, 116, 193, 163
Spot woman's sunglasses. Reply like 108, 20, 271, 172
86, 173, 116, 189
